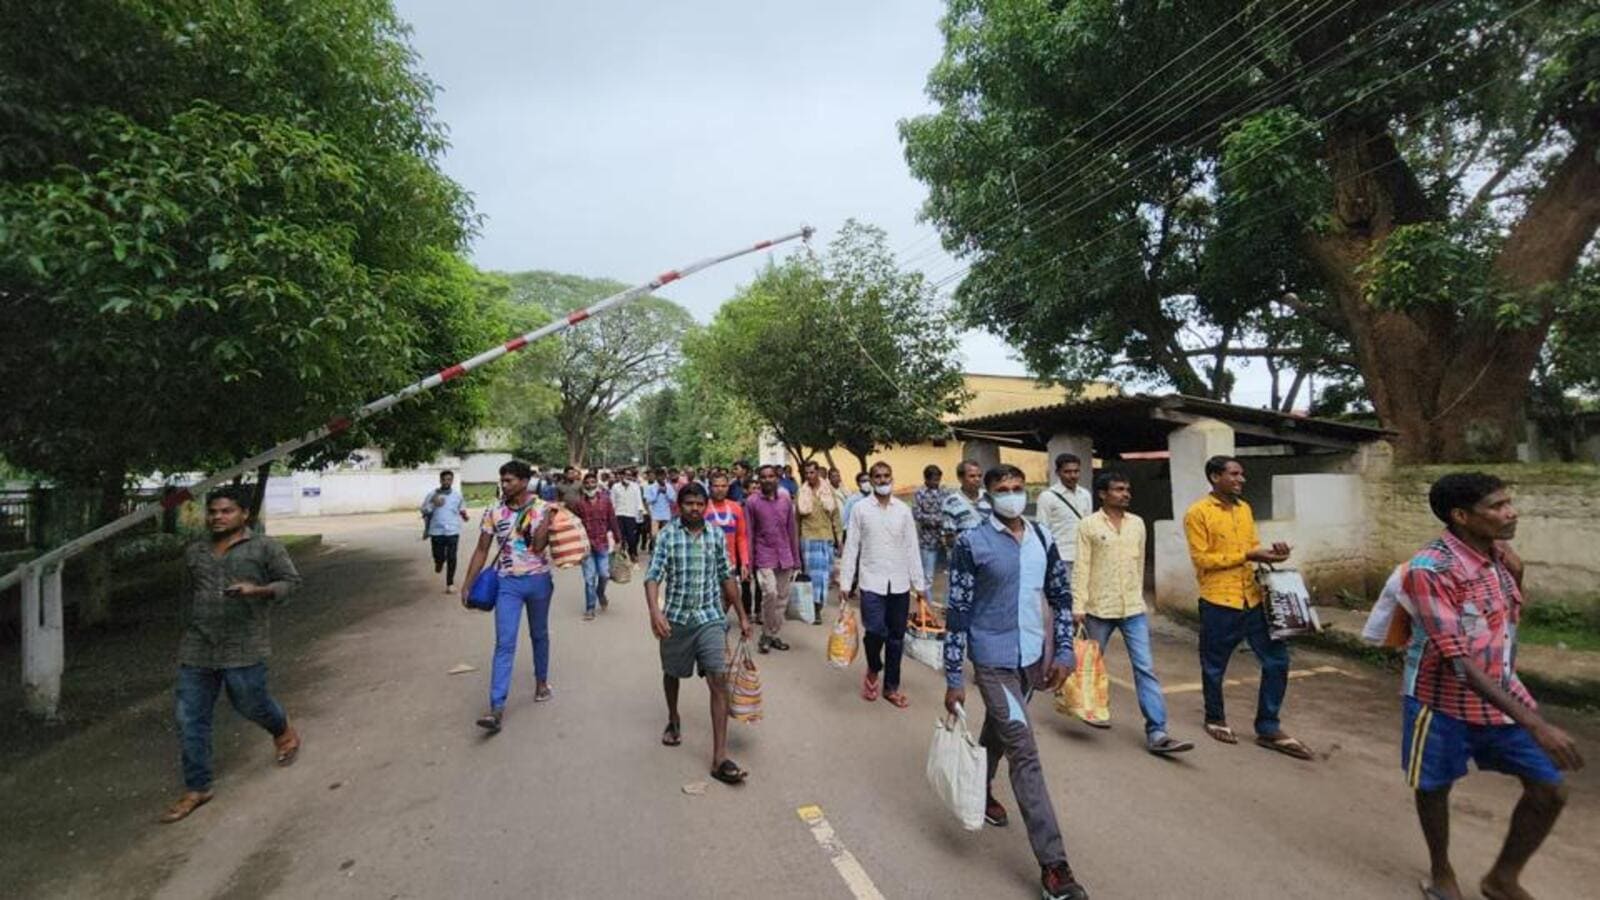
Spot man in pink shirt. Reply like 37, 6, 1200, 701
744, 464, 801, 654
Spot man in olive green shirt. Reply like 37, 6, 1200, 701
161, 486, 303, 824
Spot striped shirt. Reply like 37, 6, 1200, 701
1402, 531, 1534, 726
644, 520, 734, 626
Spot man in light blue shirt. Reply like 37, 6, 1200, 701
944, 464, 1086, 900
644, 468, 678, 552
421, 470, 469, 593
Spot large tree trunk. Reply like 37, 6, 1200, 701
1303, 126, 1600, 462
75, 470, 124, 627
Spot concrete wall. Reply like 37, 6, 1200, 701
1372, 463, 1600, 599
264, 469, 457, 518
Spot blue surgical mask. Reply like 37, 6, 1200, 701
873, 482, 893, 496
991, 491, 1027, 519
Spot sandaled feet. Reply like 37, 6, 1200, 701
710, 759, 748, 785
1418, 881, 1461, 900
273, 724, 301, 766
1204, 721, 1238, 744
534, 684, 554, 702
1255, 732, 1315, 760
158, 790, 214, 824
1480, 873, 1535, 900
883, 690, 910, 709
662, 720, 682, 746
1148, 735, 1195, 756
476, 709, 503, 734
861, 671, 880, 702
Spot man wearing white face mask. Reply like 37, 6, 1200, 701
840, 462, 926, 709
841, 471, 872, 542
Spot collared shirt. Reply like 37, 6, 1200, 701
1182, 494, 1263, 608
178, 530, 302, 668
912, 486, 947, 550
1403, 531, 1534, 726
1072, 510, 1147, 620
420, 487, 467, 537
611, 480, 645, 519
796, 481, 843, 543
727, 479, 747, 502
842, 489, 870, 534
941, 489, 990, 536
480, 499, 552, 576
943, 515, 1073, 688
705, 498, 751, 570
645, 482, 677, 521
840, 497, 926, 595
779, 476, 799, 496
571, 492, 621, 552
644, 520, 733, 626
744, 490, 800, 570
1035, 483, 1092, 562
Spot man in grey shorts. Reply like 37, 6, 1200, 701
645, 481, 752, 785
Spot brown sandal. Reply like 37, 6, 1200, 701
158, 790, 214, 824
1204, 722, 1238, 744
274, 724, 301, 766
883, 690, 910, 709
1255, 733, 1315, 760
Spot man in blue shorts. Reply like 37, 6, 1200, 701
1401, 473, 1583, 900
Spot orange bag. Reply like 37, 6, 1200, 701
827, 603, 860, 669
909, 590, 945, 637
547, 508, 590, 569
726, 638, 764, 722
1054, 626, 1110, 725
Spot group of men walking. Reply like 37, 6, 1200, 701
154, 450, 1582, 900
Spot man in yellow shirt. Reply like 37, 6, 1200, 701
1183, 455, 1313, 760
1074, 472, 1193, 755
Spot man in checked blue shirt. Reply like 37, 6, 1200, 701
944, 464, 1088, 900
645, 482, 753, 786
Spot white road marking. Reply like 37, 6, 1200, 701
1111, 664, 1354, 695
796, 805, 886, 900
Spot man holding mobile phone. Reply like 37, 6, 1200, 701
1184, 455, 1311, 760
160, 485, 302, 824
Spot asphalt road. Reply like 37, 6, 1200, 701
3, 511, 1595, 899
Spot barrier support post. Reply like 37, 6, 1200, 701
21, 563, 64, 719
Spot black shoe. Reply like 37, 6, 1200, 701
813, 602, 824, 624
767, 637, 790, 652
984, 795, 1009, 827
475, 710, 503, 734
1041, 863, 1089, 900
434, 561, 444, 573
758, 636, 772, 654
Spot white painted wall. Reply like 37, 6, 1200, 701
264, 469, 460, 518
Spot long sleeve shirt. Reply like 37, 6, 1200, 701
1034, 483, 1092, 563
645, 482, 677, 521
912, 486, 947, 550
420, 488, 467, 537
839, 497, 926, 595
611, 480, 644, 519
705, 498, 752, 570
941, 489, 989, 536
744, 490, 800, 570
1072, 510, 1147, 619
796, 481, 844, 543
571, 493, 622, 552
1182, 494, 1263, 609
178, 531, 302, 668
943, 516, 1073, 688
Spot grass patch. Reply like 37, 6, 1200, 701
1519, 623, 1600, 653
461, 482, 498, 504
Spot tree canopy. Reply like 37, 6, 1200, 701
689, 221, 968, 471
0, 0, 501, 501
902, 0, 1600, 461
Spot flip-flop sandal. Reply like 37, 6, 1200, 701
662, 721, 682, 746
861, 672, 880, 702
883, 691, 910, 709
1255, 734, 1315, 760
1418, 882, 1453, 900
1204, 722, 1238, 744
710, 759, 748, 785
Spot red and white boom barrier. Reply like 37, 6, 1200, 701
5, 225, 812, 716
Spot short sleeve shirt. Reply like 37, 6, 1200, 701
480, 500, 552, 576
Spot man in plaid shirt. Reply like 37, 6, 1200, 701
645, 481, 752, 786
1401, 473, 1583, 900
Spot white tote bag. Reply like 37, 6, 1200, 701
925, 704, 985, 831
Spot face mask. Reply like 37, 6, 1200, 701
991, 491, 1027, 519
857, 483, 871, 495
583, 488, 597, 497
873, 482, 893, 496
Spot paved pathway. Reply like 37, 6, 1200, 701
3, 512, 1595, 899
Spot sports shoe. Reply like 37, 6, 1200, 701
475, 709, 503, 734
984, 794, 1009, 827
1041, 862, 1089, 899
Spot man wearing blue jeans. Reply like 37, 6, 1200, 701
460, 461, 559, 733
573, 471, 622, 621
1072, 472, 1192, 755
160, 486, 303, 824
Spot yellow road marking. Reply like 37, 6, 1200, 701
796, 805, 885, 900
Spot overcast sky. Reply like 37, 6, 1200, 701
394, 0, 1288, 402
393, 0, 1027, 375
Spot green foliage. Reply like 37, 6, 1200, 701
690, 221, 967, 466
0, 0, 495, 495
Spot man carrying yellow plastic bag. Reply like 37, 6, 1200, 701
1055, 626, 1110, 727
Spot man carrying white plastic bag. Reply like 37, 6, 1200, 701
926, 703, 985, 830
940, 464, 1090, 900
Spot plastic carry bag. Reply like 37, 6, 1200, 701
1361, 564, 1414, 647
827, 603, 860, 669
925, 704, 985, 831
609, 551, 633, 585
1054, 626, 1110, 725
1257, 566, 1323, 640
726, 638, 764, 723
787, 575, 815, 624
